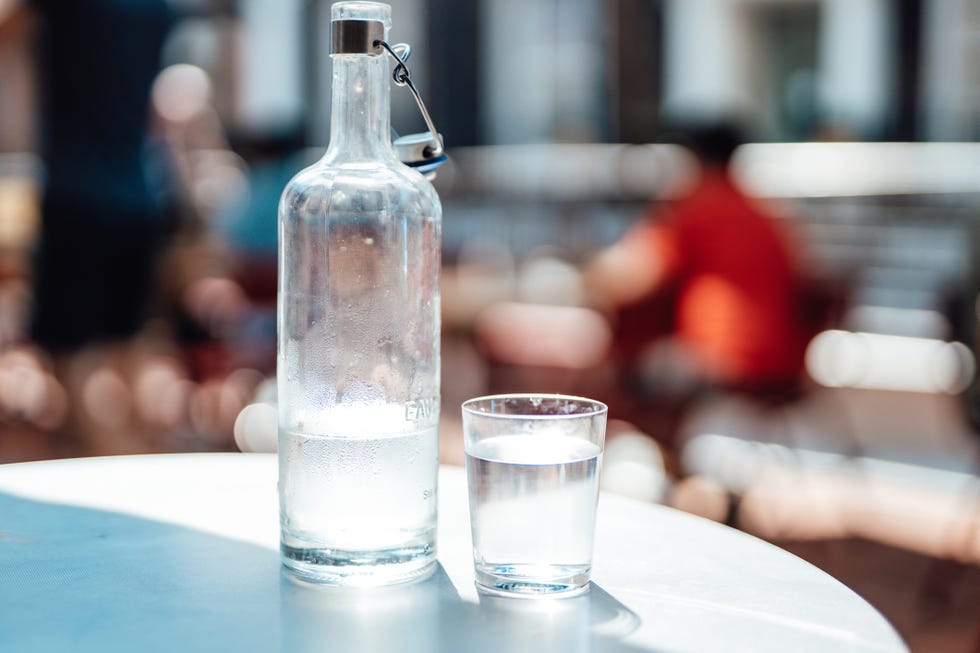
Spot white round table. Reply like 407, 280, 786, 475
0, 453, 905, 652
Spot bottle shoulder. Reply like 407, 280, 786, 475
280, 159, 440, 217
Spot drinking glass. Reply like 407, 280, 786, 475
462, 394, 607, 597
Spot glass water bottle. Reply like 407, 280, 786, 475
277, 1, 441, 585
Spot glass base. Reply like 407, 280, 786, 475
281, 543, 436, 586
474, 563, 591, 598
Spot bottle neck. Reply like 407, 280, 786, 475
325, 54, 393, 163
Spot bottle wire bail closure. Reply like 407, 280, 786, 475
376, 39, 447, 178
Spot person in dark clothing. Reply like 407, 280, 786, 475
0, 0, 178, 450
26, 0, 176, 349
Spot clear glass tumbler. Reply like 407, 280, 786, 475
462, 394, 608, 597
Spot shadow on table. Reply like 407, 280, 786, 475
468, 583, 650, 653
0, 491, 652, 652
0, 490, 283, 652
284, 566, 651, 652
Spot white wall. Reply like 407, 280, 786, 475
662, 0, 898, 139
662, 0, 752, 122
237, 0, 304, 135
921, 0, 979, 141
817, 0, 894, 138
480, 0, 606, 144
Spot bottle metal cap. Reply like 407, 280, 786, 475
330, 19, 384, 56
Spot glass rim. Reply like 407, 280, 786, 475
461, 393, 608, 420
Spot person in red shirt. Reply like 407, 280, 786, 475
588, 124, 813, 396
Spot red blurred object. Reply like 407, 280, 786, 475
612, 170, 814, 389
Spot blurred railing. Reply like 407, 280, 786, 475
734, 142, 980, 198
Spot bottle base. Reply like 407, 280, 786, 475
281, 543, 437, 586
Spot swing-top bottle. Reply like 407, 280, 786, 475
276, 1, 441, 585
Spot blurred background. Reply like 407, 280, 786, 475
1, 0, 979, 649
